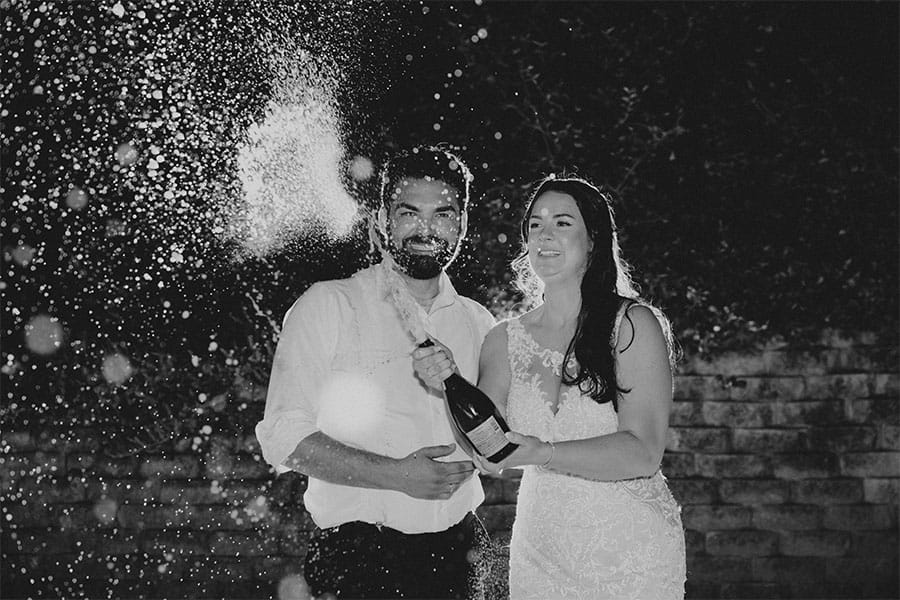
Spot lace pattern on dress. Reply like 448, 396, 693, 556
504, 304, 686, 599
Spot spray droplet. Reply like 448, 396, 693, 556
65, 187, 88, 209
24, 314, 65, 355
102, 353, 133, 385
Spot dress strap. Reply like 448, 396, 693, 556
506, 318, 531, 375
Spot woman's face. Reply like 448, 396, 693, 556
526, 191, 593, 285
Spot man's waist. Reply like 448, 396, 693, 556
304, 477, 483, 534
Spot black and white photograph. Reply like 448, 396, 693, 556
1, 1, 897, 599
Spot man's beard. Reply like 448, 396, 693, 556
388, 235, 457, 280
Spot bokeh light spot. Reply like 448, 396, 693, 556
101, 353, 133, 386
24, 315, 65, 355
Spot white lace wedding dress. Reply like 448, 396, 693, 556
505, 305, 686, 600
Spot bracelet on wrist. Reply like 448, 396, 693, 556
538, 440, 555, 470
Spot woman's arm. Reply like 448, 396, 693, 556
477, 322, 512, 419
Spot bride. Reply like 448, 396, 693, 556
414, 175, 686, 599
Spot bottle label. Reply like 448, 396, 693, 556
466, 417, 509, 458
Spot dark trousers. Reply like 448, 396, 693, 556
303, 513, 486, 599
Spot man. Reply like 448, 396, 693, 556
255, 146, 495, 599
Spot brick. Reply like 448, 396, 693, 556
721, 582, 790, 599
807, 426, 877, 452
706, 530, 778, 556
685, 556, 752, 582
684, 529, 705, 556
81, 529, 142, 554
825, 557, 898, 584
684, 581, 720, 599
849, 398, 899, 424
772, 400, 846, 426
719, 479, 789, 504
772, 453, 839, 479
0, 452, 63, 477
793, 580, 900, 600
205, 452, 271, 480
727, 376, 806, 402
850, 531, 899, 557
476, 505, 516, 532
201, 557, 256, 581
6, 474, 85, 502
227, 480, 275, 505
840, 451, 900, 477
141, 529, 210, 555
53, 503, 119, 530
117, 503, 197, 530
669, 400, 702, 426
682, 505, 751, 530
751, 505, 822, 530
667, 427, 730, 453
824, 505, 896, 530
763, 349, 828, 375
752, 556, 826, 582
826, 347, 897, 373
139, 456, 200, 479
878, 424, 900, 449
159, 481, 221, 504
84, 478, 160, 503
780, 530, 850, 556
805, 374, 873, 400
863, 478, 900, 503
480, 477, 504, 505
209, 532, 268, 556
674, 375, 730, 401
66, 452, 98, 472
6, 527, 77, 553
667, 479, 718, 505
90, 456, 139, 477
702, 401, 774, 427
3, 501, 51, 526
731, 428, 806, 453
660, 453, 697, 477
873, 373, 900, 397
791, 479, 863, 504
696, 454, 771, 478
2, 432, 35, 451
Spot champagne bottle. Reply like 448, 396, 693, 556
419, 340, 517, 463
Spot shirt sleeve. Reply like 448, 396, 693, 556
254, 282, 338, 471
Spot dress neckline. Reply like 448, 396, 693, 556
510, 318, 576, 378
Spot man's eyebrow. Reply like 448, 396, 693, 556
395, 202, 420, 212
434, 205, 460, 213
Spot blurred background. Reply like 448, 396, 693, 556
2, 1, 897, 599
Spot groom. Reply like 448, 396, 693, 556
255, 146, 495, 598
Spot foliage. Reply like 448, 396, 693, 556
2, 2, 897, 456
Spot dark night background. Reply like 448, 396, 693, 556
3, 0, 896, 454
1, 1, 898, 598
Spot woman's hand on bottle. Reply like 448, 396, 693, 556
471, 431, 554, 474
412, 339, 456, 390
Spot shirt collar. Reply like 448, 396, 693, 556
374, 260, 458, 313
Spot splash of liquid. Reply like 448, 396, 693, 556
232, 42, 361, 257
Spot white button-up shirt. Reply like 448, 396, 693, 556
255, 262, 495, 534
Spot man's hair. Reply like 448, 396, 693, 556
378, 146, 472, 211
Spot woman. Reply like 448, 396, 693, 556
414, 175, 686, 599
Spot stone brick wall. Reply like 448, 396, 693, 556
2, 336, 898, 599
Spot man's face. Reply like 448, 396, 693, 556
386, 177, 464, 280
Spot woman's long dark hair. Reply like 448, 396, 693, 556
512, 175, 674, 411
